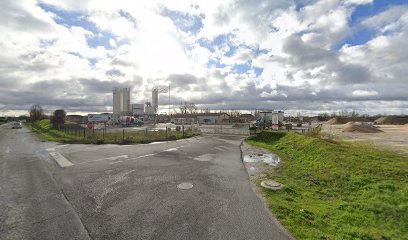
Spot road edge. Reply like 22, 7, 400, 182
239, 140, 295, 240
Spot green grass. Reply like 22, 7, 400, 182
27, 119, 197, 144
247, 131, 408, 240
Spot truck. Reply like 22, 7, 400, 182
118, 116, 144, 127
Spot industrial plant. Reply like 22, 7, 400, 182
111, 87, 165, 124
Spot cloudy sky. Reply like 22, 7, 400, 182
0, 0, 407, 116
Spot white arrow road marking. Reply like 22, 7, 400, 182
46, 149, 74, 168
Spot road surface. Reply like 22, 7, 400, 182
0, 123, 292, 240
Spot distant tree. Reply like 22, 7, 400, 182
179, 101, 188, 114
179, 101, 197, 115
186, 103, 197, 114
51, 109, 66, 127
200, 108, 210, 113
29, 104, 44, 122
18, 115, 29, 121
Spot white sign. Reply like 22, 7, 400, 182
88, 114, 111, 122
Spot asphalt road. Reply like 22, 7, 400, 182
0, 123, 292, 240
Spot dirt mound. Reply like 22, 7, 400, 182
325, 117, 348, 125
374, 116, 408, 125
344, 121, 355, 126
342, 123, 382, 133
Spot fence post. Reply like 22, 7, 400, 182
182, 125, 184, 137
122, 129, 125, 140
103, 128, 105, 139
83, 128, 85, 138
166, 127, 168, 140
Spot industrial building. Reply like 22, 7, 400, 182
131, 104, 144, 116
144, 102, 156, 115
259, 110, 284, 124
113, 87, 131, 119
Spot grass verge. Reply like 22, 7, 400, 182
247, 131, 408, 240
27, 119, 197, 144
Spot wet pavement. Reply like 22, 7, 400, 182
0, 124, 292, 240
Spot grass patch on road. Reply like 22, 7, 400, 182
27, 119, 197, 144
247, 131, 408, 240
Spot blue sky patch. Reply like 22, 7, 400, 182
38, 3, 98, 33
86, 31, 115, 49
335, 0, 407, 49
232, 63, 251, 74
161, 7, 203, 34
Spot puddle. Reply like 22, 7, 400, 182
243, 153, 280, 166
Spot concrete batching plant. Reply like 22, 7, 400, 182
113, 87, 131, 120
152, 88, 158, 114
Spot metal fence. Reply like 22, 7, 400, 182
30, 122, 201, 143
198, 123, 250, 136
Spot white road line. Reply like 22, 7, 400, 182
101, 155, 129, 161
5, 146, 11, 154
77, 155, 128, 165
126, 153, 155, 161
214, 147, 226, 152
124, 147, 180, 162
47, 149, 74, 168
163, 148, 178, 152
110, 161, 123, 165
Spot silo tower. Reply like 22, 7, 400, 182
152, 88, 158, 114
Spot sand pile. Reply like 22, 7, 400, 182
342, 123, 382, 133
344, 121, 355, 127
325, 117, 348, 125
374, 116, 408, 125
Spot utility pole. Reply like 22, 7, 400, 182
168, 85, 170, 115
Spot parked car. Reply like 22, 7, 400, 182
12, 122, 22, 129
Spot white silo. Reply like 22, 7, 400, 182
152, 88, 158, 114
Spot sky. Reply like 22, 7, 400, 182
0, 0, 407, 116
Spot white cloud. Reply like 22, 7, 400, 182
352, 90, 378, 97
0, 0, 407, 116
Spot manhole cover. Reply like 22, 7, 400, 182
177, 182, 193, 190
261, 180, 283, 190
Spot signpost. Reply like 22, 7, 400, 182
88, 114, 111, 122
